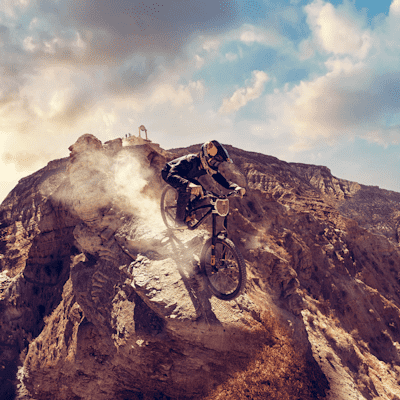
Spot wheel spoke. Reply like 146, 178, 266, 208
203, 241, 241, 296
161, 187, 179, 229
165, 206, 177, 219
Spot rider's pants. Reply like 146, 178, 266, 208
161, 167, 191, 224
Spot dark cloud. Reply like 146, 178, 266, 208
0, 24, 9, 43
51, 0, 241, 58
66, 0, 239, 35
11, 0, 244, 99
105, 57, 160, 96
372, 73, 400, 112
331, 72, 400, 128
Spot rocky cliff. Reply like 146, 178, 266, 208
1, 135, 400, 399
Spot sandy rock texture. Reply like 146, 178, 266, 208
0, 136, 400, 399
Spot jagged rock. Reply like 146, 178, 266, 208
68, 133, 103, 158
1, 135, 400, 399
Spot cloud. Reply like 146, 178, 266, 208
0, 0, 245, 133
18, 66, 101, 123
278, 6, 299, 24
264, 59, 400, 150
390, 0, 400, 15
0, 126, 54, 186
0, 63, 106, 176
225, 52, 238, 62
22, 31, 87, 57
195, 54, 205, 68
0, 61, 213, 184
0, 0, 246, 177
0, 0, 31, 18
305, 0, 371, 59
149, 80, 205, 108
202, 38, 221, 52
52, 0, 242, 60
219, 70, 269, 114
298, 39, 315, 60
253, 0, 400, 151
239, 25, 287, 48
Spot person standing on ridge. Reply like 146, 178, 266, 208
161, 140, 246, 228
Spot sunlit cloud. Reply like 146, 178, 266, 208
305, 0, 372, 59
219, 70, 269, 114
149, 80, 205, 108
265, 59, 400, 150
390, 0, 400, 15
19, 66, 100, 122
257, 0, 400, 152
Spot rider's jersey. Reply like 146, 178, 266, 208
163, 153, 239, 191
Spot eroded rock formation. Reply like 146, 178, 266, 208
1, 135, 400, 399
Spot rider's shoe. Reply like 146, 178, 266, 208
185, 215, 198, 228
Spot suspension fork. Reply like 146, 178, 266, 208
211, 213, 217, 267
210, 214, 229, 267
223, 214, 228, 233
220, 215, 229, 262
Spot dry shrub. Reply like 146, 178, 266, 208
205, 312, 328, 400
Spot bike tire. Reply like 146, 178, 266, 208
200, 236, 247, 300
160, 186, 178, 229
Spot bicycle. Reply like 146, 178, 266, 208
160, 185, 247, 300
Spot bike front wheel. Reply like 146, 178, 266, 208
160, 186, 178, 229
200, 237, 247, 300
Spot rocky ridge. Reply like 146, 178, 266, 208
0, 135, 400, 399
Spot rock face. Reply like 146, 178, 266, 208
1, 136, 400, 399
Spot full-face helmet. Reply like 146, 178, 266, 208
201, 140, 232, 171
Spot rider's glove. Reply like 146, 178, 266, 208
235, 186, 246, 198
188, 183, 204, 197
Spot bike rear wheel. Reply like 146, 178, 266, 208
160, 186, 178, 229
200, 237, 246, 300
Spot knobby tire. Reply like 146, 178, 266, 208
160, 186, 178, 230
200, 237, 246, 300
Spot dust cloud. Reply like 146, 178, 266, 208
112, 149, 165, 228
53, 142, 165, 236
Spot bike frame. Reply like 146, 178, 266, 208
186, 194, 231, 268
186, 197, 228, 234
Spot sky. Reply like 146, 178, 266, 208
1, 0, 400, 203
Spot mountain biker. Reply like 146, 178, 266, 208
161, 140, 246, 228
